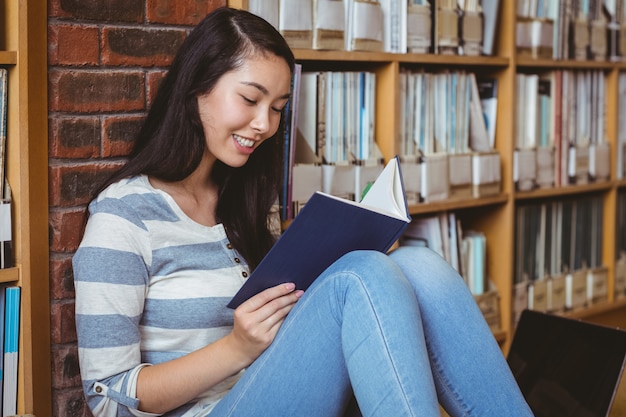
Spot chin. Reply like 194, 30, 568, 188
221, 154, 252, 169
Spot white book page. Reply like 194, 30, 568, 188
360, 158, 409, 220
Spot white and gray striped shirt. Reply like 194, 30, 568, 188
73, 175, 250, 417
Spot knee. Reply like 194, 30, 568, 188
389, 246, 467, 293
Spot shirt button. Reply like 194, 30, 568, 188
242, 271, 248, 278
95, 386, 103, 393
234, 257, 241, 263
226, 243, 233, 249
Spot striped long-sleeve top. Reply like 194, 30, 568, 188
73, 175, 252, 417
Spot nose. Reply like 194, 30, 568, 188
250, 107, 271, 135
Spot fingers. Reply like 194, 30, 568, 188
240, 283, 301, 313
230, 284, 304, 361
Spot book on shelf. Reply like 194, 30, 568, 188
279, 0, 314, 49
481, 0, 501, 55
0, 69, 11, 270
400, 211, 490, 295
0, 68, 7, 201
228, 156, 410, 309
2, 286, 20, 417
345, 0, 384, 52
0, 283, 8, 413
513, 196, 606, 316
247, 0, 279, 29
380, 0, 407, 53
312, 0, 345, 50
476, 78, 498, 150
468, 73, 490, 153
407, 1, 431, 53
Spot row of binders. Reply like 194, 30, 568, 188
282, 65, 502, 220
517, 0, 626, 61
0, 69, 12, 270
512, 196, 614, 325
514, 69, 611, 191
248, 0, 501, 56
400, 212, 500, 331
398, 69, 500, 203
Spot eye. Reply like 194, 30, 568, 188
241, 95, 256, 105
271, 106, 285, 113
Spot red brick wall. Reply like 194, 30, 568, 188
47, 1, 226, 415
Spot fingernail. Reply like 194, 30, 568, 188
285, 283, 295, 291
295, 290, 304, 298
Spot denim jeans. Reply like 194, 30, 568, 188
209, 247, 533, 417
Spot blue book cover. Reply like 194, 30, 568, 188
228, 157, 411, 308
2, 285, 20, 417
0, 283, 7, 412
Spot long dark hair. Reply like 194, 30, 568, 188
94, 7, 295, 270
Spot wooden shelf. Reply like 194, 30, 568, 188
0, 267, 19, 283
0, 51, 18, 65
562, 298, 626, 321
293, 49, 509, 67
515, 181, 614, 201
409, 194, 509, 216
516, 56, 617, 70
2, 1, 52, 415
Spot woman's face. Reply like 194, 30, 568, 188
197, 53, 292, 168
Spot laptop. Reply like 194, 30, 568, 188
507, 309, 626, 417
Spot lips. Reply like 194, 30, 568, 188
233, 134, 255, 148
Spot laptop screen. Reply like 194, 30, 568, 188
507, 309, 626, 417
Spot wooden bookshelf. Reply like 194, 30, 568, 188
1, 0, 52, 415
229, 0, 626, 352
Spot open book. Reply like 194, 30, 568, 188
228, 157, 411, 309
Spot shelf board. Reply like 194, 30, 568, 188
293, 49, 509, 67
515, 181, 613, 201
516, 56, 616, 70
562, 297, 626, 320
616, 179, 626, 189
0, 51, 18, 65
0, 267, 19, 283
493, 329, 507, 344
408, 193, 509, 215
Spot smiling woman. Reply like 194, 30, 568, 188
196, 54, 291, 164
72, 6, 533, 417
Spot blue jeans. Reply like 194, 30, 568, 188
209, 247, 533, 416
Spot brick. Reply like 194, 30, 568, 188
49, 116, 101, 159
49, 208, 88, 252
146, 70, 168, 107
52, 387, 92, 417
102, 27, 186, 67
49, 69, 146, 113
49, 162, 124, 207
147, 0, 225, 25
53, 0, 144, 22
102, 115, 143, 157
50, 253, 77, 300
50, 301, 77, 345
49, 24, 99, 66
51, 345, 82, 389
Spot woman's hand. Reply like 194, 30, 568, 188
227, 283, 304, 367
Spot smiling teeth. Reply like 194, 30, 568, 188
234, 134, 255, 148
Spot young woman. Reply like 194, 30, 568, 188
73, 7, 533, 417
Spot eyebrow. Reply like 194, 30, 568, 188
241, 81, 291, 100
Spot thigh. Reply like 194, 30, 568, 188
208, 259, 357, 417
209, 250, 435, 417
